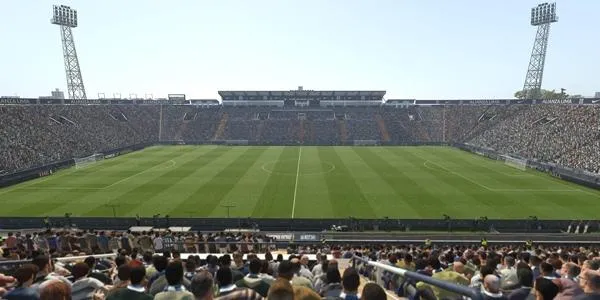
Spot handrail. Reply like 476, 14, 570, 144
352, 255, 483, 300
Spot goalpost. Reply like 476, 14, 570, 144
74, 153, 104, 169
502, 155, 527, 171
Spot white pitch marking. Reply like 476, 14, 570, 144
291, 147, 302, 219
101, 159, 176, 189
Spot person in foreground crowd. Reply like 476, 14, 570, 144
575, 270, 600, 300
482, 274, 507, 300
154, 261, 195, 300
339, 267, 361, 300
235, 258, 271, 297
535, 277, 560, 300
39, 279, 71, 300
190, 271, 214, 300
3, 264, 40, 300
31, 255, 72, 291
360, 282, 386, 300
215, 266, 262, 300
508, 267, 534, 300
106, 264, 152, 300
70, 262, 108, 300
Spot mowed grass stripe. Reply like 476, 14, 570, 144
208, 147, 283, 218
84, 147, 230, 216
251, 147, 297, 218
381, 147, 482, 217
441, 149, 583, 217
3, 146, 190, 216
399, 147, 501, 218
53, 146, 213, 217
169, 147, 268, 217
119, 147, 253, 217
353, 147, 444, 218
318, 147, 376, 218
291, 147, 335, 218
334, 147, 418, 217
25, 146, 171, 188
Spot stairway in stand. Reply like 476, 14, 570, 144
174, 122, 188, 141
338, 120, 348, 143
375, 114, 391, 142
213, 112, 228, 141
299, 120, 305, 144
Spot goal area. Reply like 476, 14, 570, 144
74, 153, 104, 169
502, 155, 527, 171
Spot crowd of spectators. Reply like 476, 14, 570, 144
3, 228, 600, 299
469, 105, 600, 174
0, 105, 158, 174
2, 103, 600, 175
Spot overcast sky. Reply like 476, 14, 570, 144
1, 0, 598, 99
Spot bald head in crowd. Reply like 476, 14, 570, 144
484, 274, 501, 294
453, 261, 465, 274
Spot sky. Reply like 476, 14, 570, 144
0, 0, 598, 100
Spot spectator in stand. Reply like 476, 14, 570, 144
39, 280, 71, 300
289, 258, 313, 289
360, 282, 387, 300
214, 266, 262, 300
235, 258, 271, 297
508, 267, 534, 300
83, 256, 112, 285
106, 264, 151, 300
70, 262, 108, 300
154, 261, 195, 300
541, 262, 559, 279
149, 258, 191, 296
3, 264, 40, 300
267, 278, 294, 300
190, 271, 214, 300
535, 278, 559, 300
319, 266, 342, 297
31, 255, 71, 291
575, 270, 600, 300
482, 275, 507, 300
339, 267, 361, 300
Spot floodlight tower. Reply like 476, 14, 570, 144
51, 5, 87, 100
522, 2, 558, 99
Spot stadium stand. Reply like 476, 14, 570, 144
2, 92, 600, 298
3, 102, 600, 176
1, 229, 600, 299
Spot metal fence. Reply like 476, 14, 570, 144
352, 255, 483, 300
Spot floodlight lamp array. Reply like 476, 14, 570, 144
530, 2, 557, 26
51, 5, 78, 27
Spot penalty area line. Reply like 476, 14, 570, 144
291, 147, 302, 219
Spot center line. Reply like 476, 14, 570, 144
291, 147, 302, 218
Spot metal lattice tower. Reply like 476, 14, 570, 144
51, 5, 87, 100
522, 3, 558, 99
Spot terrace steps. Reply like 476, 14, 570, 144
338, 120, 348, 142
375, 114, 391, 142
213, 112, 229, 141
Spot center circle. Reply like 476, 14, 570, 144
261, 160, 336, 176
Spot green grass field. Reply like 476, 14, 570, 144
0, 146, 598, 219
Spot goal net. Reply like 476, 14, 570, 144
74, 153, 104, 169
353, 140, 379, 146
502, 155, 527, 171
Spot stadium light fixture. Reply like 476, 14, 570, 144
51, 5, 78, 27
530, 2, 557, 26
522, 2, 558, 99
51, 5, 86, 100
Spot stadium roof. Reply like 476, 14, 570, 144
218, 90, 386, 98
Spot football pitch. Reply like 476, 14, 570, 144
0, 146, 598, 219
